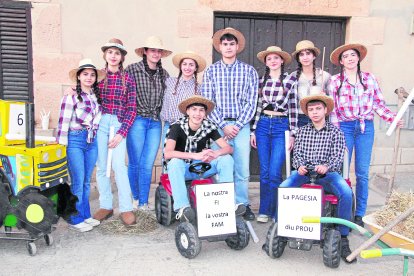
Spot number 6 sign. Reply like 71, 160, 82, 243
9, 104, 26, 135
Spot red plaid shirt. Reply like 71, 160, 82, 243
328, 71, 396, 133
98, 70, 137, 137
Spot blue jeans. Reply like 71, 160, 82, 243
256, 116, 289, 219
280, 171, 352, 236
214, 122, 251, 205
96, 114, 133, 212
298, 114, 311, 128
167, 156, 234, 211
340, 120, 374, 217
66, 129, 97, 225
127, 115, 162, 205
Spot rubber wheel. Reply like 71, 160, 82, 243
155, 185, 175, 226
175, 222, 201, 259
15, 190, 58, 236
323, 229, 341, 268
263, 222, 286, 258
225, 217, 250, 250
44, 234, 54, 246
26, 242, 37, 256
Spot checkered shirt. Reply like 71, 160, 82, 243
160, 77, 200, 124
56, 92, 101, 145
328, 71, 396, 133
292, 122, 345, 173
98, 70, 137, 137
251, 72, 299, 134
126, 60, 169, 120
201, 59, 259, 129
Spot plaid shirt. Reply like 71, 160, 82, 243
98, 70, 137, 138
56, 92, 101, 145
292, 122, 345, 173
201, 59, 259, 129
126, 60, 169, 120
160, 77, 200, 124
328, 71, 396, 133
251, 72, 298, 134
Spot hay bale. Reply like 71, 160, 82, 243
99, 210, 159, 235
373, 190, 414, 240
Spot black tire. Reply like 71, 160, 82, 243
225, 217, 250, 250
175, 222, 201, 259
15, 190, 58, 236
155, 185, 175, 226
44, 234, 54, 246
323, 229, 341, 268
263, 222, 286, 258
26, 242, 37, 256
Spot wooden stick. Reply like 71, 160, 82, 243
346, 205, 414, 262
321, 47, 326, 90
386, 87, 414, 136
386, 88, 405, 202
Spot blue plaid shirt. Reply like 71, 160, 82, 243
201, 59, 259, 129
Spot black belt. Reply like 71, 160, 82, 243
224, 118, 237, 121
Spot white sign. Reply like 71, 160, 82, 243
9, 104, 26, 135
277, 187, 322, 240
195, 182, 236, 238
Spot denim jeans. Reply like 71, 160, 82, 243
66, 129, 97, 225
297, 114, 311, 128
340, 120, 374, 217
167, 156, 234, 211
256, 116, 289, 219
280, 171, 352, 236
127, 115, 162, 205
161, 121, 170, 171
214, 122, 251, 205
96, 114, 133, 212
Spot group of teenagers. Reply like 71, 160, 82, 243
56, 27, 402, 263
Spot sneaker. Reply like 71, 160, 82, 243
341, 236, 357, 264
69, 222, 93, 232
138, 204, 154, 212
354, 216, 364, 227
84, 218, 100, 227
235, 203, 246, 216
93, 208, 113, 222
243, 205, 255, 221
175, 206, 196, 224
256, 214, 269, 223
132, 200, 139, 211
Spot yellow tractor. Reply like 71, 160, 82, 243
0, 99, 76, 255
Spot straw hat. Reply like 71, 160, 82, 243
292, 40, 321, 57
178, 95, 215, 115
68, 58, 106, 83
101, 38, 127, 55
134, 36, 172, 58
212, 27, 246, 54
172, 51, 207, 73
330, 43, 367, 66
257, 46, 292, 65
300, 93, 334, 116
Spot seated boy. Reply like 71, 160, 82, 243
279, 93, 355, 263
164, 95, 234, 223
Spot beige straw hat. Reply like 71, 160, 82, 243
257, 46, 292, 65
300, 93, 334, 116
330, 43, 367, 66
68, 58, 106, 83
292, 40, 321, 57
134, 36, 172, 58
178, 95, 215, 115
172, 51, 207, 73
101, 38, 127, 55
212, 27, 246, 54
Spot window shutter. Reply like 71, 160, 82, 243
0, 1, 33, 102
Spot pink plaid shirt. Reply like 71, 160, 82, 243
328, 71, 396, 133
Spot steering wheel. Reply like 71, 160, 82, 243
305, 165, 325, 183
189, 162, 211, 175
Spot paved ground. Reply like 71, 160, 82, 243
1, 172, 413, 276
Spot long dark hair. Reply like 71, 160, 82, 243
336, 49, 367, 94
259, 55, 285, 96
174, 59, 199, 95
76, 68, 101, 104
295, 49, 317, 92
143, 48, 167, 91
